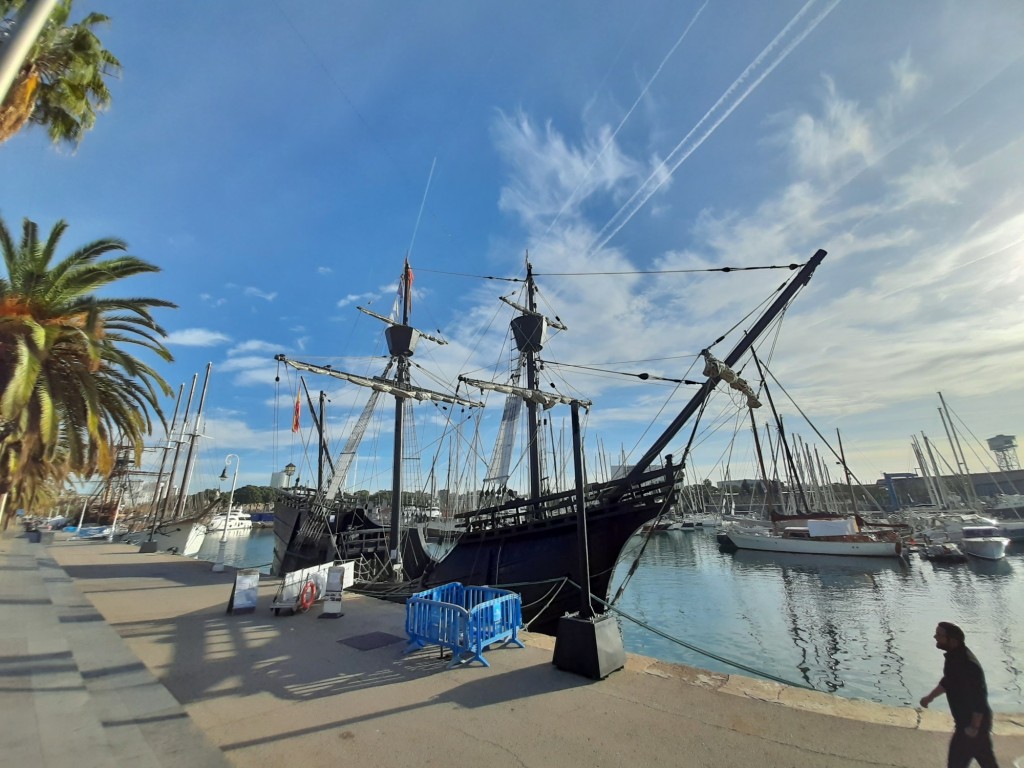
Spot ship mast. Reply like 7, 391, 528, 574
500, 259, 568, 509
522, 263, 543, 505
387, 259, 415, 573
275, 260, 483, 575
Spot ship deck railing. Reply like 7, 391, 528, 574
456, 467, 677, 534
339, 529, 390, 559
404, 582, 525, 668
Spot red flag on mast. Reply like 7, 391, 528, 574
291, 388, 301, 433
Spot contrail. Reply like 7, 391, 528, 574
544, 0, 711, 238
588, 0, 843, 257
408, 156, 437, 259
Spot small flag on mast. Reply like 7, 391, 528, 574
291, 389, 301, 433
404, 259, 414, 316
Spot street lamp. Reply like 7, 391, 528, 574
212, 453, 239, 573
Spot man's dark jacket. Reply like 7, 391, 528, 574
941, 645, 992, 728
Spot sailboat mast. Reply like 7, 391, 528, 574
938, 391, 975, 504
749, 411, 776, 512
173, 362, 212, 519
160, 373, 197, 523
922, 433, 948, 507
752, 351, 811, 515
144, 383, 183, 543
836, 428, 856, 514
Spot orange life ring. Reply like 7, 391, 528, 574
298, 580, 317, 611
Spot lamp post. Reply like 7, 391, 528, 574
212, 454, 239, 573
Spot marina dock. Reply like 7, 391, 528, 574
3, 531, 1023, 768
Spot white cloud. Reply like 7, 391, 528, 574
889, 146, 965, 207
244, 286, 278, 301
788, 76, 875, 180
476, 39, 1024, 481
198, 293, 227, 307
165, 328, 230, 346
337, 292, 378, 308
228, 339, 280, 356
890, 51, 922, 98
492, 110, 646, 227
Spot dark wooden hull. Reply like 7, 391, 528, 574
420, 476, 672, 634
349, 467, 674, 634
272, 495, 390, 576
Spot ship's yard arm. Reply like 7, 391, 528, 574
621, 249, 827, 487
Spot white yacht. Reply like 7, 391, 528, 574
959, 526, 1010, 560
203, 511, 253, 533
722, 517, 903, 557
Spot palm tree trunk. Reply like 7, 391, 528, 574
0, 69, 39, 144
0, 0, 57, 106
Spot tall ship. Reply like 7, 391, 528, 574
272, 249, 828, 633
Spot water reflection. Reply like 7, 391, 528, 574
610, 528, 1024, 711
211, 525, 1023, 711
965, 556, 1015, 578
193, 528, 275, 572
729, 548, 908, 586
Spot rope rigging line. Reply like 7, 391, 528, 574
539, 358, 704, 385
703, 281, 784, 354
408, 263, 804, 280
402, 266, 523, 282
618, 354, 703, 467
758, 361, 878, 490
535, 263, 803, 276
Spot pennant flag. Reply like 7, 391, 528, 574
291, 389, 301, 433
404, 259, 414, 316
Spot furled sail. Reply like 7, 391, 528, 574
459, 375, 591, 410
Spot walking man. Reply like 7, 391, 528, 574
920, 621, 1000, 768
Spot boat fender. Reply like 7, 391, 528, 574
299, 580, 317, 611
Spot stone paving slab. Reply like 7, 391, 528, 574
0, 531, 232, 768
4, 531, 1024, 767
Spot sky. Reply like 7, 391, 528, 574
3, 0, 1024, 498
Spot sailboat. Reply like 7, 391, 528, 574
121, 365, 215, 556
273, 249, 829, 633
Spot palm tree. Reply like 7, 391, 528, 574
0, 0, 120, 147
0, 215, 176, 526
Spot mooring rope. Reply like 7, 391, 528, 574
567, 578, 815, 691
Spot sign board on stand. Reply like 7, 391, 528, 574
319, 561, 355, 619
226, 568, 260, 615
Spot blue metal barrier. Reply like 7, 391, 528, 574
404, 582, 525, 668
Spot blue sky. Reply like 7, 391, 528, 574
4, 0, 1024, 496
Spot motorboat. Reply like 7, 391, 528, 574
641, 518, 682, 533
916, 532, 967, 563
959, 526, 1010, 560
202, 511, 253, 533
679, 512, 720, 529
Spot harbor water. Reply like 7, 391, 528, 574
194, 526, 1024, 713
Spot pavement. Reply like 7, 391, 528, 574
2, 529, 1023, 768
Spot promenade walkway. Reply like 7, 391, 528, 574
2, 530, 1022, 768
